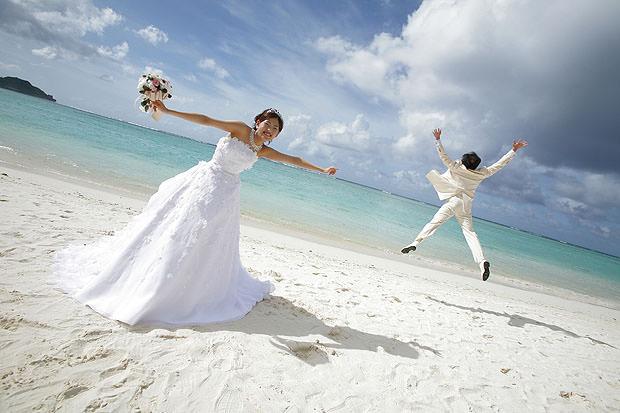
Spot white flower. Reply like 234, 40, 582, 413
136, 73, 173, 113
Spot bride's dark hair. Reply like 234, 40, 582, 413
254, 108, 284, 132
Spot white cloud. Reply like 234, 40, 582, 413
283, 114, 320, 156
135, 25, 169, 46
315, 0, 620, 172
392, 169, 429, 191
392, 111, 451, 157
198, 57, 229, 79
552, 170, 620, 209
313, 0, 620, 237
284, 113, 373, 160
184, 73, 198, 82
553, 197, 590, 218
2, 0, 123, 60
32, 46, 58, 60
97, 42, 128, 61
0, 61, 20, 70
595, 225, 611, 238
15, 0, 123, 37
316, 114, 371, 152
31, 45, 79, 61
315, 34, 400, 102
122, 63, 139, 75
171, 96, 195, 105
315, 36, 355, 55
279, 113, 389, 181
144, 66, 165, 77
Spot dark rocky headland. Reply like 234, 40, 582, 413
0, 76, 56, 102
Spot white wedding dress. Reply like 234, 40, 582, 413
54, 134, 273, 326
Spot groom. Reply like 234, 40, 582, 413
401, 128, 528, 281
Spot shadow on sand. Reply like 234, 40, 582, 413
130, 295, 441, 365
426, 296, 616, 348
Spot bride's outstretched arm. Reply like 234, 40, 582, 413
258, 146, 337, 175
152, 100, 247, 137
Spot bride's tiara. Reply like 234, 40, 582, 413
265, 108, 282, 118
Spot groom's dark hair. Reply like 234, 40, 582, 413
461, 152, 481, 170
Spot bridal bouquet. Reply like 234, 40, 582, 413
137, 73, 172, 120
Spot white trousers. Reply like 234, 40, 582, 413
413, 196, 485, 264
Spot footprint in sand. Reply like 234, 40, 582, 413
58, 383, 91, 400
289, 342, 329, 362
1, 370, 15, 385
80, 329, 113, 342
0, 247, 17, 257
156, 334, 187, 340
266, 270, 283, 282
210, 347, 245, 372
214, 386, 244, 412
72, 347, 114, 365
85, 398, 109, 411
29, 355, 65, 366
0, 315, 51, 331
274, 338, 331, 364
560, 391, 587, 400
100, 358, 130, 379
327, 326, 349, 340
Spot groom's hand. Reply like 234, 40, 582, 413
512, 139, 528, 151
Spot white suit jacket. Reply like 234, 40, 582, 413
426, 140, 516, 213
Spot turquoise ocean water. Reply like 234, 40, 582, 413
1, 88, 618, 305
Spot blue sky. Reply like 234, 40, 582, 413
1, 0, 619, 256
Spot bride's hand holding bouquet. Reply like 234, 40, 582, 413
137, 73, 172, 121
151, 100, 169, 115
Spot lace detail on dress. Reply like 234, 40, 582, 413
210, 135, 259, 175
53, 135, 272, 326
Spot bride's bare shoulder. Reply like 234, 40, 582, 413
229, 123, 252, 141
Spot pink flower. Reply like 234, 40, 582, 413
151, 78, 160, 88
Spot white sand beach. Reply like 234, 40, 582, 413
1, 165, 619, 412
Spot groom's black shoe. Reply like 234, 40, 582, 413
401, 245, 416, 254
481, 261, 491, 281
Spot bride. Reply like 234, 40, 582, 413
54, 102, 337, 326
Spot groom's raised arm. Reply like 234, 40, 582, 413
483, 139, 528, 176
433, 128, 458, 169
